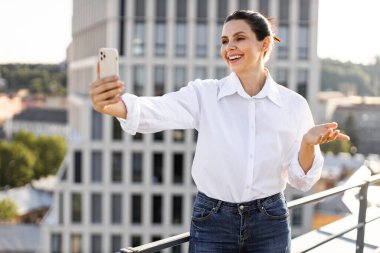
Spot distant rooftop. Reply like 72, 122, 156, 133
13, 108, 67, 124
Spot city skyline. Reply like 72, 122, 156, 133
0, 0, 380, 65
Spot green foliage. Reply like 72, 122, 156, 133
0, 141, 35, 188
0, 199, 18, 222
0, 130, 67, 188
0, 64, 66, 95
321, 58, 379, 96
13, 130, 67, 179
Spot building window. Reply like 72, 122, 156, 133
131, 194, 142, 224
91, 151, 102, 183
133, 132, 143, 141
91, 193, 102, 224
216, 67, 228, 79
215, 22, 223, 57
175, 23, 187, 57
153, 153, 163, 184
238, 0, 248, 10
154, 132, 164, 142
299, 0, 310, 22
152, 195, 163, 224
172, 245, 181, 253
174, 66, 187, 91
111, 193, 122, 224
172, 195, 183, 224
119, 0, 126, 56
154, 66, 165, 96
298, 25, 309, 60
91, 109, 103, 140
133, 21, 145, 56
259, 0, 269, 17
51, 233, 62, 253
70, 234, 82, 253
71, 193, 82, 223
112, 152, 123, 183
175, 0, 187, 56
112, 117, 123, 140
155, 22, 166, 56
152, 195, 162, 224
74, 151, 82, 183
276, 68, 289, 87
196, 23, 208, 58
152, 236, 162, 253
173, 153, 184, 184
173, 130, 185, 142
278, 25, 289, 59
90, 234, 102, 253
131, 235, 142, 247
111, 235, 122, 253
194, 66, 207, 79
133, 65, 145, 96
58, 192, 64, 224
297, 69, 308, 98
132, 152, 143, 183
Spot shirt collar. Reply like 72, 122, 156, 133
217, 71, 284, 107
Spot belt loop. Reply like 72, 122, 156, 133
214, 200, 222, 213
257, 199, 262, 210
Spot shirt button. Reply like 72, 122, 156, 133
239, 205, 245, 211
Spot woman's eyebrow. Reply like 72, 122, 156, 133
221, 31, 246, 39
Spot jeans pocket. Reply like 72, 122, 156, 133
191, 204, 216, 222
260, 196, 289, 220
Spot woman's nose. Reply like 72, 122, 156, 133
226, 42, 236, 50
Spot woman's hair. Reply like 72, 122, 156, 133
224, 10, 281, 60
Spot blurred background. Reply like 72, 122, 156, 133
0, 0, 379, 252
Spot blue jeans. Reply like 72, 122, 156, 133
189, 192, 291, 253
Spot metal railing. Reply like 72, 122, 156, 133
119, 170, 380, 253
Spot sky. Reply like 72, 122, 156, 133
0, 0, 379, 65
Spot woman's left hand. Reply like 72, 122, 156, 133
303, 122, 350, 146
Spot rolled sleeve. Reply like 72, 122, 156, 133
288, 148, 324, 191
286, 97, 324, 192
116, 93, 141, 135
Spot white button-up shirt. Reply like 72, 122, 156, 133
118, 72, 323, 203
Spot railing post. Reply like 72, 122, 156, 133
356, 181, 369, 253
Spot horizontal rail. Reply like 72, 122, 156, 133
119, 173, 380, 253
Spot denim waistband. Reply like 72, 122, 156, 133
196, 191, 284, 212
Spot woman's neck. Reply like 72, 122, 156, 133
236, 67, 267, 97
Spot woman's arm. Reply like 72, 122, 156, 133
299, 122, 350, 174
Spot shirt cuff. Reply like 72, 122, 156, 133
289, 148, 324, 192
116, 93, 140, 135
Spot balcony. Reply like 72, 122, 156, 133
119, 163, 380, 253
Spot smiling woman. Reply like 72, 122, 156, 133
89, 9, 349, 253
0, 0, 72, 64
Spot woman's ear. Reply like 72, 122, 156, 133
262, 36, 271, 52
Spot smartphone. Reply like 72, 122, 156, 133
99, 48, 119, 79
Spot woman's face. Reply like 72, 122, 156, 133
220, 19, 267, 74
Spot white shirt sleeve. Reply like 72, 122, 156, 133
116, 81, 200, 135
286, 98, 324, 192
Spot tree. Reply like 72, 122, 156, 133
13, 130, 67, 179
34, 135, 67, 178
0, 198, 18, 222
320, 138, 352, 155
0, 141, 35, 188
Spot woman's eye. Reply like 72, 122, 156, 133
221, 40, 228, 45
237, 37, 245, 41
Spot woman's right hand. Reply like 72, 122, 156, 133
90, 62, 125, 115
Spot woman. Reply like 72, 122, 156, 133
90, 10, 349, 253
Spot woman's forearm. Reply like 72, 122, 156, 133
298, 138, 315, 174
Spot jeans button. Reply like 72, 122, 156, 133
239, 205, 244, 211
